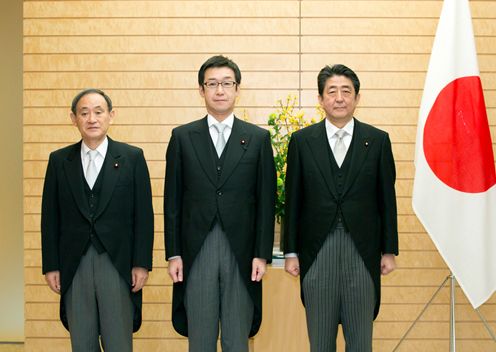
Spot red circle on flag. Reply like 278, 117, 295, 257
423, 76, 496, 193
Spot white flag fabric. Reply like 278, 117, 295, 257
412, 0, 496, 308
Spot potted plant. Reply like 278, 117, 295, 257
268, 95, 323, 251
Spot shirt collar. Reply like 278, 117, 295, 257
81, 136, 108, 157
325, 118, 354, 139
207, 113, 234, 129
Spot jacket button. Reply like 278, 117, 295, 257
217, 191, 222, 196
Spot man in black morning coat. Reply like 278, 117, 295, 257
164, 55, 276, 352
284, 65, 398, 352
41, 89, 154, 352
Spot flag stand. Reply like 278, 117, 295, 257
392, 273, 496, 351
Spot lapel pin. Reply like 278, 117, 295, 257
364, 141, 369, 147
240, 139, 246, 145
114, 162, 119, 168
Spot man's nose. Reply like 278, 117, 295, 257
87, 112, 97, 122
215, 84, 225, 94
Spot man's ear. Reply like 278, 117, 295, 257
109, 110, 115, 124
317, 94, 323, 107
199, 85, 205, 98
70, 112, 77, 126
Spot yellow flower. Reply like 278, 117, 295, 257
268, 95, 323, 223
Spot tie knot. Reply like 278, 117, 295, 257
213, 123, 227, 134
87, 149, 98, 161
335, 129, 346, 139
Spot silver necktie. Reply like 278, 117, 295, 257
333, 129, 347, 167
86, 150, 99, 189
213, 123, 227, 157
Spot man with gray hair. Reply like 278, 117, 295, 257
41, 88, 154, 351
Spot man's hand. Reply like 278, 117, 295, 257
381, 254, 397, 275
45, 270, 61, 294
284, 257, 300, 277
251, 258, 267, 282
131, 267, 149, 293
168, 257, 183, 283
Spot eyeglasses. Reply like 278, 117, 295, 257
203, 81, 237, 89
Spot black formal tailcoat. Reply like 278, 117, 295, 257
283, 118, 398, 318
41, 137, 154, 332
164, 116, 276, 337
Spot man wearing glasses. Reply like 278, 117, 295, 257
164, 55, 276, 352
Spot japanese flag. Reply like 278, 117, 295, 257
412, 0, 496, 308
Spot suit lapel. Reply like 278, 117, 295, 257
306, 120, 338, 199
342, 118, 372, 196
190, 117, 218, 186
63, 142, 91, 221
218, 117, 249, 187
95, 137, 123, 219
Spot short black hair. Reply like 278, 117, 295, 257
317, 64, 360, 96
71, 88, 113, 114
198, 55, 241, 87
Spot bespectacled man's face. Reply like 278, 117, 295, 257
199, 67, 239, 122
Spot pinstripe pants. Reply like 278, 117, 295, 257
185, 223, 254, 352
64, 245, 134, 352
302, 223, 375, 352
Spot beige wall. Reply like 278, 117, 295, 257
0, 0, 24, 343
24, 1, 495, 351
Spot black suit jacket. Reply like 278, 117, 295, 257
41, 137, 154, 332
283, 118, 398, 318
164, 116, 276, 337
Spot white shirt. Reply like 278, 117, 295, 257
208, 113, 234, 146
81, 137, 108, 180
325, 118, 354, 155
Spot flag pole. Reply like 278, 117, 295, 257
392, 275, 451, 351
475, 308, 496, 342
449, 273, 456, 351
393, 273, 496, 351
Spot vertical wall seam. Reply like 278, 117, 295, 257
298, 0, 302, 109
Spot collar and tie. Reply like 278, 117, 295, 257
333, 129, 348, 167
86, 149, 99, 189
213, 123, 227, 157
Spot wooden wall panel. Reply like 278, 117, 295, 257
24, 1, 300, 18
24, 36, 301, 54
24, 18, 300, 36
24, 53, 301, 71
24, 1, 496, 351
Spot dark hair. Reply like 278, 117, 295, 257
317, 64, 360, 96
71, 88, 113, 114
198, 55, 241, 87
